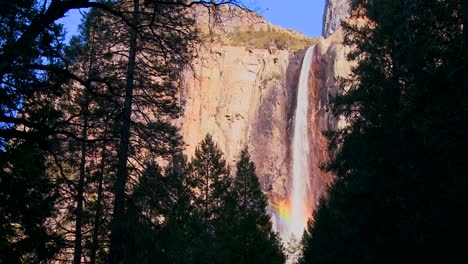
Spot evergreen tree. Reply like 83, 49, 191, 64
188, 134, 230, 263
0, 2, 74, 262
68, 13, 120, 260
159, 155, 202, 264
124, 162, 167, 263
47, 8, 122, 262
125, 155, 201, 263
0, 142, 63, 263
217, 147, 285, 264
189, 134, 230, 228
0, 0, 80, 146
301, 0, 466, 263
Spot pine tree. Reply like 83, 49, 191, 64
188, 134, 230, 263
158, 155, 201, 264
0, 0, 79, 146
103, 1, 193, 260
107, 0, 141, 260
217, 147, 285, 264
48, 8, 122, 262
0, 2, 73, 262
125, 154, 201, 263
189, 134, 230, 228
0, 142, 63, 263
123, 162, 167, 263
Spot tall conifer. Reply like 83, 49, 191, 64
188, 134, 230, 263
301, 0, 466, 263
217, 147, 284, 264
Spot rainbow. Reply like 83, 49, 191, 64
269, 198, 313, 239
269, 200, 292, 236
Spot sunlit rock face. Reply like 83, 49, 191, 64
180, 44, 297, 202
322, 0, 350, 38
180, 6, 352, 237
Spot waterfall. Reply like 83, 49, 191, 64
289, 45, 315, 238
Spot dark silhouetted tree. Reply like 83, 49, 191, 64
0, 142, 63, 263
124, 154, 202, 263
216, 147, 285, 264
188, 134, 230, 263
301, 0, 466, 263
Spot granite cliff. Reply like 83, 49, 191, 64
179, 3, 352, 230
322, 0, 351, 38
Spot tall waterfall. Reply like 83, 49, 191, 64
289, 45, 315, 238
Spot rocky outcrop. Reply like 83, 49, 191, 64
322, 0, 350, 38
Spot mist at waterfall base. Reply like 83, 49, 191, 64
269, 46, 316, 241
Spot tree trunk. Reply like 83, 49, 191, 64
90, 119, 109, 264
73, 100, 89, 264
108, 0, 139, 262
74, 30, 97, 263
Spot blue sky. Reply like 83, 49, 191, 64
59, 1, 325, 40
253, 0, 325, 37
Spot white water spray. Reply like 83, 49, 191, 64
289, 45, 315, 238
